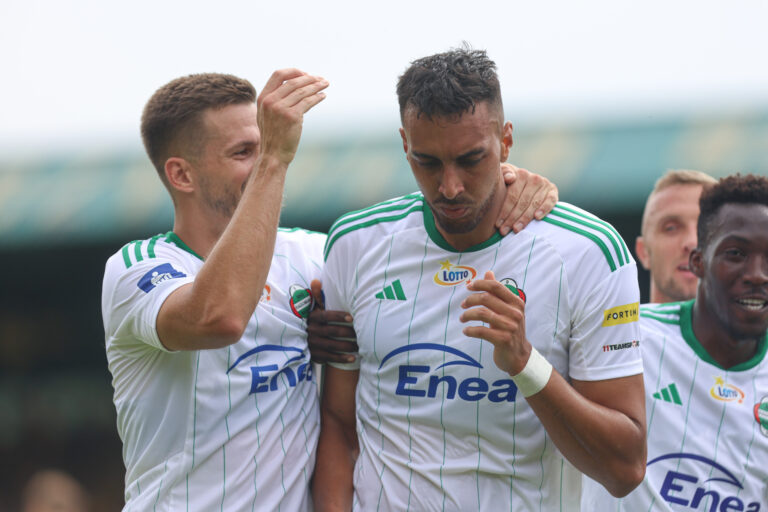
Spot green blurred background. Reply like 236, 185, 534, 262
1, 110, 767, 509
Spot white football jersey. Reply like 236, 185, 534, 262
323, 194, 642, 511
583, 301, 768, 512
102, 228, 325, 511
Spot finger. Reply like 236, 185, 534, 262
501, 163, 518, 185
279, 76, 330, 109
461, 288, 518, 313
259, 68, 308, 98
308, 308, 353, 325
310, 347, 357, 364
495, 170, 529, 235
306, 332, 359, 353
462, 325, 516, 345
535, 182, 559, 220
306, 322, 357, 341
310, 279, 325, 310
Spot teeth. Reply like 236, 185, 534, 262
738, 299, 767, 310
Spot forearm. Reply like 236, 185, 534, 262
158, 156, 287, 350
313, 412, 357, 511
526, 371, 646, 497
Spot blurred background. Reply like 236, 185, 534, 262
1, 0, 767, 509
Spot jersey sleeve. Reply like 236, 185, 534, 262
101, 248, 195, 352
322, 231, 360, 371
568, 262, 642, 381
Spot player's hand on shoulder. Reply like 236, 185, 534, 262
496, 164, 558, 236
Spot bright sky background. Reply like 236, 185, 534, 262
1, 0, 767, 157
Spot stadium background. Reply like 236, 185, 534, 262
1, 110, 767, 509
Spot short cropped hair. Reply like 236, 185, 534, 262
396, 45, 502, 122
141, 73, 256, 182
698, 173, 768, 248
640, 169, 717, 235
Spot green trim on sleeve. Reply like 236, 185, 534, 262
541, 216, 617, 272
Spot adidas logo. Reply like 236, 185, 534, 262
653, 383, 682, 405
375, 279, 406, 301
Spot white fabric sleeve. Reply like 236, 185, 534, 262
322, 234, 360, 371
102, 254, 194, 352
568, 263, 643, 381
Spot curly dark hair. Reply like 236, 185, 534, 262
141, 73, 256, 183
698, 173, 768, 248
396, 45, 503, 122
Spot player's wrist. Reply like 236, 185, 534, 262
510, 346, 552, 398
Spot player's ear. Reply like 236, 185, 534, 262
399, 127, 408, 154
689, 248, 704, 278
635, 236, 651, 270
165, 157, 195, 194
500, 122, 513, 162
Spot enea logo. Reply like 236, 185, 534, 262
433, 260, 477, 286
289, 284, 314, 319
500, 277, 526, 303
379, 343, 518, 403
755, 396, 768, 437
602, 302, 639, 327
137, 263, 186, 293
227, 345, 313, 394
647, 452, 759, 511
710, 376, 745, 404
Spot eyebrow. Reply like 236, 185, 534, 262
412, 148, 485, 160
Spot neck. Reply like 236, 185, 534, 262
437, 177, 506, 251
691, 298, 761, 369
172, 202, 230, 260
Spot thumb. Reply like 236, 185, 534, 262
484, 270, 496, 281
310, 279, 325, 310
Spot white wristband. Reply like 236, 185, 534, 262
511, 346, 553, 398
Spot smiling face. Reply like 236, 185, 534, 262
400, 102, 513, 250
692, 202, 768, 341
636, 183, 704, 303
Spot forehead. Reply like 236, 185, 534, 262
201, 102, 259, 143
402, 102, 501, 153
644, 184, 703, 224
707, 203, 768, 247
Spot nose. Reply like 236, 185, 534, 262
744, 254, 768, 286
682, 224, 698, 254
439, 166, 465, 200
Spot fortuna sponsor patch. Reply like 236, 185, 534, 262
602, 302, 639, 326
433, 260, 477, 286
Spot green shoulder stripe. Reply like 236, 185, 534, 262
553, 203, 630, 262
542, 216, 618, 272
327, 193, 423, 236
324, 202, 424, 261
120, 233, 164, 268
542, 203, 631, 272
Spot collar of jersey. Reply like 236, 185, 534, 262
679, 299, 768, 371
165, 231, 204, 261
421, 201, 503, 253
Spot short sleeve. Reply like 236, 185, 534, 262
322, 234, 360, 371
568, 263, 643, 381
102, 252, 195, 352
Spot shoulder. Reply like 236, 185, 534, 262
528, 202, 634, 274
276, 227, 327, 264
107, 232, 198, 272
324, 193, 425, 260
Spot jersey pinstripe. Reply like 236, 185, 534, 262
102, 228, 325, 511
323, 194, 642, 511
582, 301, 768, 511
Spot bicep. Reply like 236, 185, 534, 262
572, 373, 646, 427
